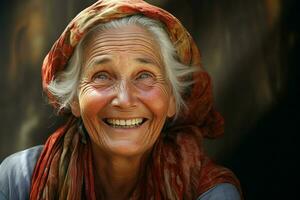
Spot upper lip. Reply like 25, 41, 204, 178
102, 116, 148, 120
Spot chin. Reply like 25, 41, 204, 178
106, 141, 151, 157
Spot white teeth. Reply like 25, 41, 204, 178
120, 120, 126, 125
106, 118, 144, 127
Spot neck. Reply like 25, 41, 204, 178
92, 146, 147, 200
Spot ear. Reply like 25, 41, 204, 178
167, 94, 176, 118
70, 100, 81, 117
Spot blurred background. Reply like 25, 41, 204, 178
0, 0, 299, 199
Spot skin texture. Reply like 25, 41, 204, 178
71, 25, 176, 199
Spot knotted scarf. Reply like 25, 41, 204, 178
30, 0, 241, 199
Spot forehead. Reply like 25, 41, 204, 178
83, 24, 162, 65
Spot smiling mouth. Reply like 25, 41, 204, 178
103, 118, 147, 128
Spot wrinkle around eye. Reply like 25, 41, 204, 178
78, 80, 95, 96
136, 71, 155, 80
79, 78, 114, 93
153, 74, 168, 84
92, 71, 113, 83
134, 74, 169, 90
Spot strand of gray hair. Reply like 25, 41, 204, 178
47, 15, 199, 119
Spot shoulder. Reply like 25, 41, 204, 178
197, 183, 241, 200
0, 145, 44, 200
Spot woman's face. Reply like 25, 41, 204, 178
71, 25, 176, 157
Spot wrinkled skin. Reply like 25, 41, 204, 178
72, 24, 176, 157
70, 25, 176, 199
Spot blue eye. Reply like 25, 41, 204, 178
93, 72, 110, 81
137, 72, 153, 80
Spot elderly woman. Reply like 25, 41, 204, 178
0, 0, 241, 199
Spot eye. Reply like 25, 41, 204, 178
93, 72, 110, 81
136, 71, 154, 80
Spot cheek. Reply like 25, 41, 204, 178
138, 85, 171, 117
79, 87, 112, 117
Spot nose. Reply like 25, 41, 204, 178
111, 80, 136, 108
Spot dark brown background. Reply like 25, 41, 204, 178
0, 0, 299, 199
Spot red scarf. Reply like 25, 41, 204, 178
31, 0, 242, 199
31, 118, 240, 199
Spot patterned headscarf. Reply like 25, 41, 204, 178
31, 0, 241, 199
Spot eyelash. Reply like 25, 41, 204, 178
93, 72, 111, 81
136, 71, 154, 80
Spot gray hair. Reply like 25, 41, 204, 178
48, 15, 198, 118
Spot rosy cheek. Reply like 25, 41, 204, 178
79, 87, 113, 116
138, 86, 170, 115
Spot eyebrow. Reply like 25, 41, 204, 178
135, 57, 161, 69
91, 57, 111, 65
86, 56, 112, 69
135, 57, 154, 64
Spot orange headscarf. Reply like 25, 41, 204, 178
31, 0, 241, 199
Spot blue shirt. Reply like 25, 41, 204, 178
0, 146, 240, 200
